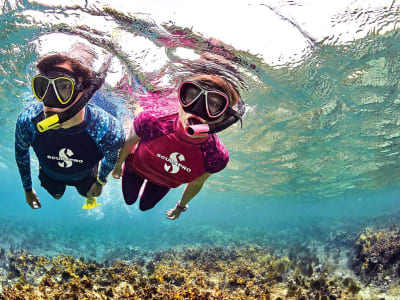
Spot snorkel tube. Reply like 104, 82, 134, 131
36, 57, 112, 133
185, 99, 245, 136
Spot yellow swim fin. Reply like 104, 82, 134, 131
82, 197, 102, 210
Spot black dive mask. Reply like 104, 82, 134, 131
178, 81, 229, 122
178, 81, 245, 136
32, 67, 86, 109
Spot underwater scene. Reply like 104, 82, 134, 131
2, 0, 400, 298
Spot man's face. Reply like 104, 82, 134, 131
41, 62, 85, 119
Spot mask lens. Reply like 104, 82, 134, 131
33, 76, 50, 100
54, 77, 74, 103
180, 82, 202, 105
207, 92, 228, 116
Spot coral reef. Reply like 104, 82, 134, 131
0, 245, 373, 299
353, 227, 400, 287
1, 218, 400, 298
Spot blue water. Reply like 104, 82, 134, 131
2, 0, 400, 296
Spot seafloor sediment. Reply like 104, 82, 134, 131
0, 216, 400, 299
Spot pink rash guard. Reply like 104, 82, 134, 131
125, 112, 229, 188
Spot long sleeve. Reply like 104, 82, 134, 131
97, 119, 125, 182
15, 108, 36, 191
86, 104, 126, 183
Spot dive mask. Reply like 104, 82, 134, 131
178, 81, 229, 122
32, 67, 86, 108
178, 81, 245, 137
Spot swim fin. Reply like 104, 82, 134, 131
82, 197, 102, 210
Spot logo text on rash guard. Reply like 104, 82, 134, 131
157, 152, 191, 174
47, 148, 84, 168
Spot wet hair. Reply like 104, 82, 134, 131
188, 75, 240, 106
36, 54, 93, 83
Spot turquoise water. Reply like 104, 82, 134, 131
2, 0, 400, 297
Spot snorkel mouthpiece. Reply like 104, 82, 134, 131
185, 124, 210, 136
184, 102, 245, 136
37, 114, 60, 132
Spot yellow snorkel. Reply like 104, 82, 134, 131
37, 114, 60, 132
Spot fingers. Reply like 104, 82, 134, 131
87, 191, 99, 198
26, 190, 41, 209
86, 183, 102, 198
165, 209, 175, 216
88, 189, 101, 198
30, 199, 41, 209
165, 209, 179, 220
32, 200, 41, 209
112, 168, 122, 179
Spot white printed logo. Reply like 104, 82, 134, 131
58, 148, 74, 168
157, 152, 191, 174
47, 148, 84, 168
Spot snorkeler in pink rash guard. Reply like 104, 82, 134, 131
112, 75, 245, 220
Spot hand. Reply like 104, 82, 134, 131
86, 183, 103, 198
112, 165, 122, 179
25, 189, 41, 209
166, 206, 182, 220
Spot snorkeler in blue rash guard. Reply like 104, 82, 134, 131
15, 53, 125, 210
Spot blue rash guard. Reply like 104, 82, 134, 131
15, 102, 125, 191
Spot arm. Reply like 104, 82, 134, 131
87, 117, 126, 197
112, 124, 140, 179
113, 111, 165, 179
15, 112, 41, 208
96, 118, 126, 183
179, 172, 211, 207
15, 126, 33, 191
166, 172, 211, 220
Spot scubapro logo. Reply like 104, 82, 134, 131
47, 148, 84, 168
58, 148, 74, 168
157, 152, 191, 174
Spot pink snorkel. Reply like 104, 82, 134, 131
184, 105, 244, 137
185, 124, 210, 136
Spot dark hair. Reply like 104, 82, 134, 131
188, 75, 240, 106
36, 54, 92, 82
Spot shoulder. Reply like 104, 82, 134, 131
88, 103, 114, 121
16, 102, 43, 134
134, 111, 176, 142
87, 104, 122, 128
86, 104, 125, 143
16, 102, 43, 124
201, 134, 229, 173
